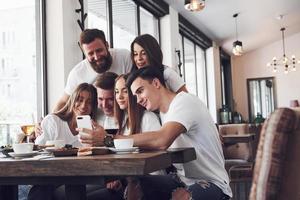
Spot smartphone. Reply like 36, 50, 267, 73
76, 115, 92, 130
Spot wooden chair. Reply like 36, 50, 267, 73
249, 107, 300, 200
218, 123, 258, 200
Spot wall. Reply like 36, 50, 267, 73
232, 32, 300, 121
207, 42, 222, 122
46, 0, 82, 112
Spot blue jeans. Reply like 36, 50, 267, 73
139, 174, 229, 200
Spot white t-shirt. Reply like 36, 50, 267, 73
95, 110, 118, 129
65, 48, 132, 95
161, 92, 232, 197
35, 114, 82, 148
163, 66, 185, 93
121, 111, 161, 135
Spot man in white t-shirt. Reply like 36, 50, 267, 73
54, 29, 132, 111
93, 72, 118, 129
81, 66, 230, 200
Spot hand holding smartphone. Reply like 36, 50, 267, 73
76, 115, 92, 130
76, 115, 92, 147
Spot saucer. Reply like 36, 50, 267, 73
108, 147, 139, 153
44, 147, 58, 153
8, 151, 39, 158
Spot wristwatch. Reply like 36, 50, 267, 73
103, 134, 114, 147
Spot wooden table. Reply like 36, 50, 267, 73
0, 148, 196, 200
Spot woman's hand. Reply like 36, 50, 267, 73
77, 120, 105, 146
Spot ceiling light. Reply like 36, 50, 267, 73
267, 27, 300, 74
184, 0, 205, 12
232, 13, 243, 56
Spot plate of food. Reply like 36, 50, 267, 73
78, 147, 110, 156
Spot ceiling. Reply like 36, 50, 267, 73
164, 0, 300, 55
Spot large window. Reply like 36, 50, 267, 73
112, 0, 137, 49
0, 0, 45, 145
87, 0, 163, 49
180, 35, 208, 105
179, 15, 211, 106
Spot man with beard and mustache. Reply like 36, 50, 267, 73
54, 29, 132, 112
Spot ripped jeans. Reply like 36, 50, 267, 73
138, 174, 229, 200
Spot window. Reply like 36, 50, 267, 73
180, 35, 208, 105
87, 0, 108, 41
140, 7, 159, 40
112, 0, 137, 49
0, 0, 45, 145
179, 15, 211, 106
87, 0, 166, 49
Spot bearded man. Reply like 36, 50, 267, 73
54, 29, 132, 111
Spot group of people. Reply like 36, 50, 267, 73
29, 28, 232, 200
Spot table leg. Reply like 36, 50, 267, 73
65, 185, 86, 200
0, 185, 18, 200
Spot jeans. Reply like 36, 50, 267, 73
139, 174, 229, 200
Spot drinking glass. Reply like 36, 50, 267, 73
21, 124, 35, 143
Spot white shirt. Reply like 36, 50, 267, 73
35, 114, 82, 148
161, 92, 232, 197
65, 48, 132, 95
163, 66, 185, 93
121, 111, 161, 135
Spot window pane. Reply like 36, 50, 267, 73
87, 0, 108, 39
112, 0, 137, 49
0, 0, 41, 145
140, 7, 159, 40
196, 46, 207, 105
183, 38, 197, 95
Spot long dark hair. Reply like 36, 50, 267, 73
130, 34, 164, 73
55, 83, 98, 121
114, 74, 144, 135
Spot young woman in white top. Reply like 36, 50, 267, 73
114, 74, 161, 135
104, 74, 161, 199
130, 34, 188, 93
35, 83, 98, 147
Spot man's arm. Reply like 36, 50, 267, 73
53, 93, 70, 112
79, 121, 186, 149
118, 122, 187, 150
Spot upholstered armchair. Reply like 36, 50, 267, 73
249, 107, 300, 200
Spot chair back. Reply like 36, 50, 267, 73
250, 108, 300, 200
219, 123, 252, 161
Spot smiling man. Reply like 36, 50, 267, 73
54, 29, 132, 112
124, 66, 232, 200
80, 66, 232, 199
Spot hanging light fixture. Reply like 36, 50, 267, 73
184, 0, 205, 12
267, 27, 300, 74
232, 13, 243, 56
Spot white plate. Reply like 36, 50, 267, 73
8, 151, 39, 158
44, 147, 59, 152
109, 147, 139, 153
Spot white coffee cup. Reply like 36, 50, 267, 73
114, 138, 134, 149
13, 143, 34, 154
46, 140, 65, 148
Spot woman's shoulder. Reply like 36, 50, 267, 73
142, 111, 160, 122
42, 114, 63, 125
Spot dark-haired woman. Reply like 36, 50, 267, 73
131, 34, 188, 93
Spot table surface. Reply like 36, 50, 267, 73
0, 148, 196, 185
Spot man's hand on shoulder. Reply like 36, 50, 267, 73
53, 93, 70, 112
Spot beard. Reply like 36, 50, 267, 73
89, 52, 113, 74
